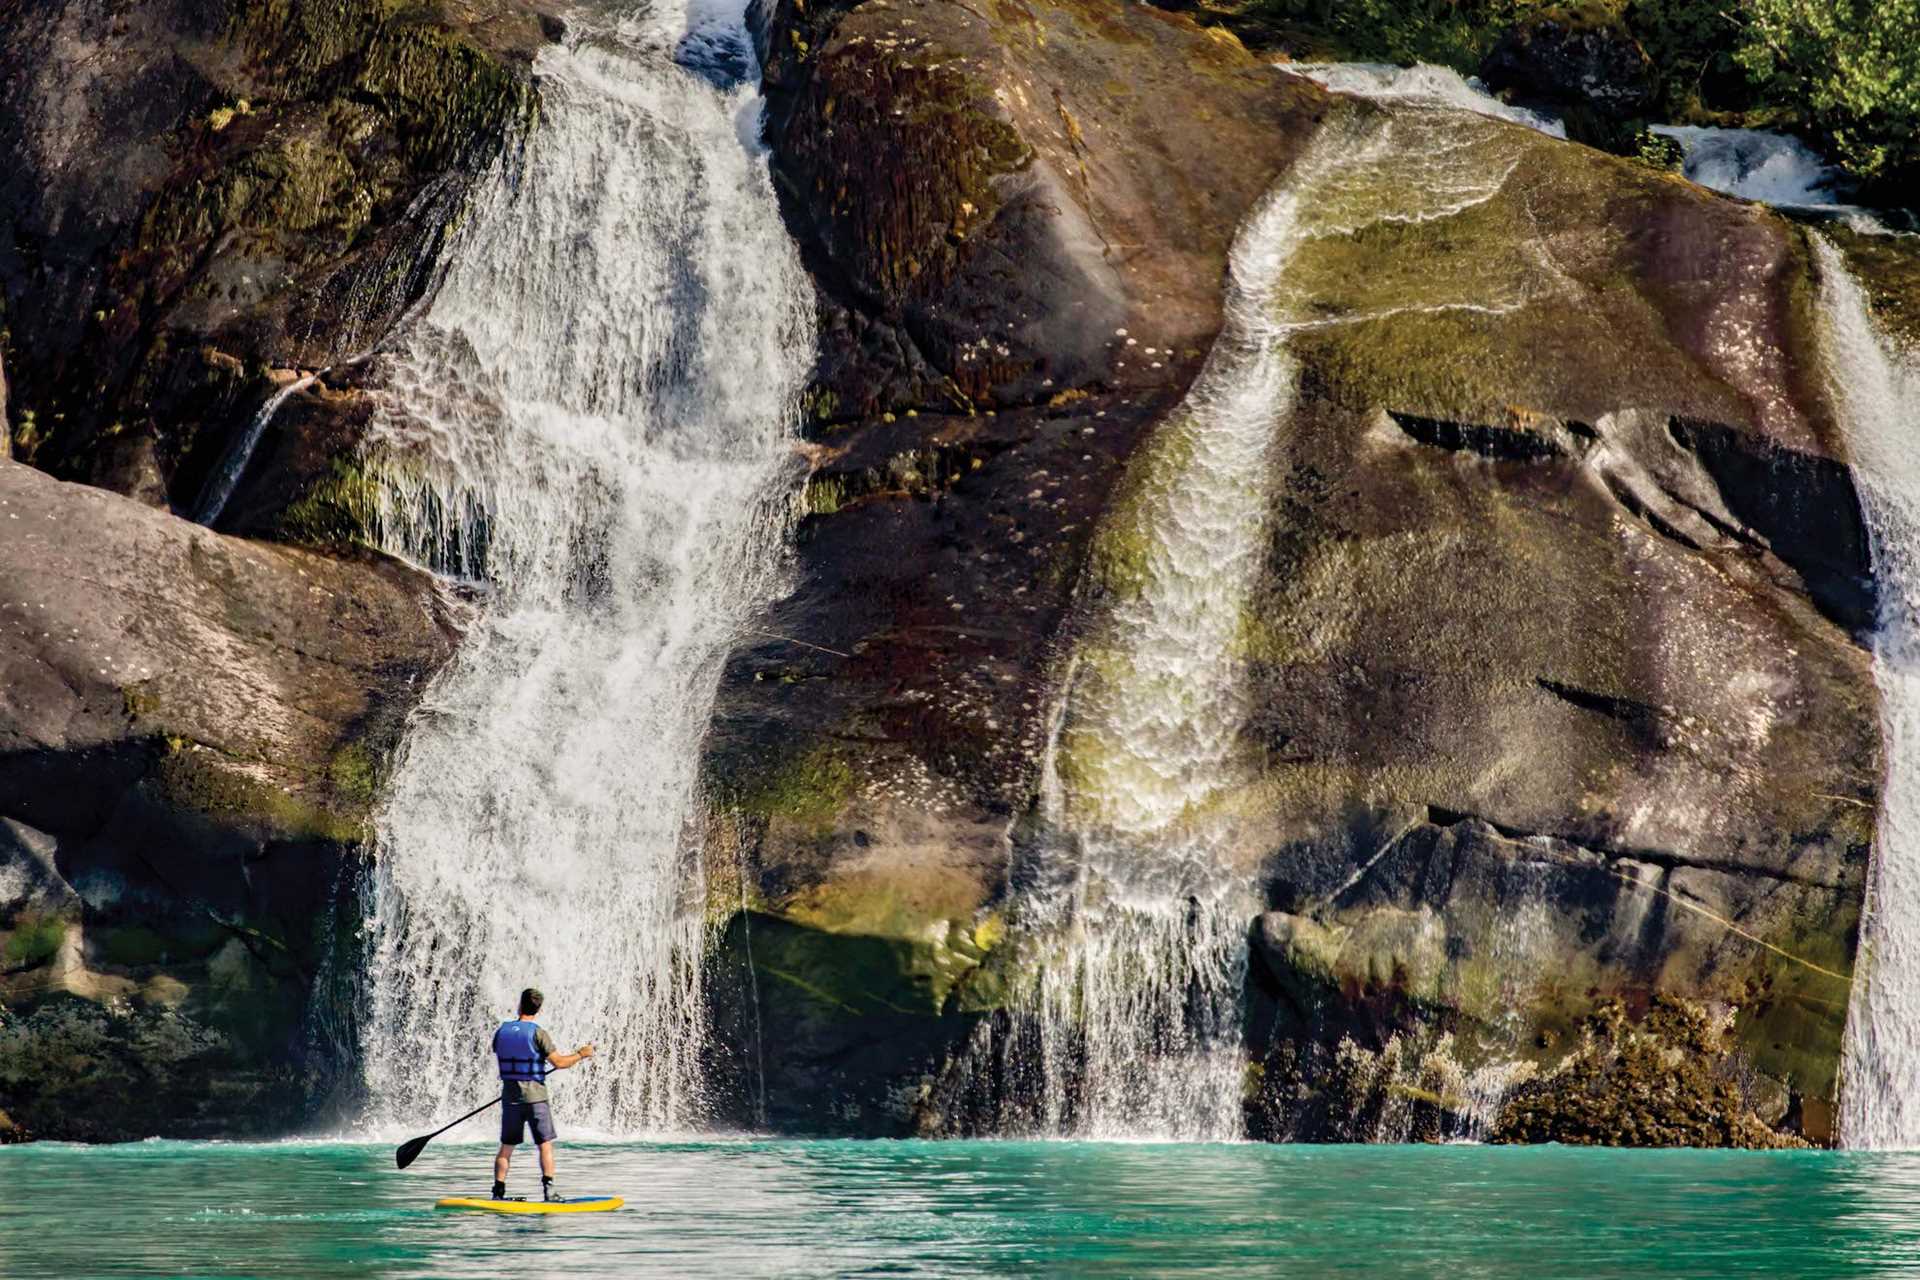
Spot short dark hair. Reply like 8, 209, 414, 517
519, 987, 544, 1016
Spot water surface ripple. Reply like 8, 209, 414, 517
8, 1141, 1920, 1277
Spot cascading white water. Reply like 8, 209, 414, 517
1821, 239, 1920, 1149
357, 2, 813, 1135
1650, 125, 1844, 208
194, 372, 321, 525
1646, 125, 1914, 236
994, 106, 1537, 1140
1279, 62, 1567, 138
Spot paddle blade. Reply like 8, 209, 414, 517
395, 1135, 430, 1170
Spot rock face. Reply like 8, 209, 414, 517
709, 0, 1880, 1144
0, 0, 1892, 1147
0, 0, 540, 1139
1479, 12, 1655, 118
0, 460, 457, 1139
0, 0, 545, 522
709, 0, 1327, 1132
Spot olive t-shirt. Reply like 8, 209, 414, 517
498, 1025, 558, 1104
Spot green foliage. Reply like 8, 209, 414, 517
1254, 0, 1540, 66
275, 456, 382, 547
1623, 0, 1758, 117
1632, 127, 1686, 170
1736, 0, 1920, 183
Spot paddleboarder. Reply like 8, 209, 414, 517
490, 987, 596, 1202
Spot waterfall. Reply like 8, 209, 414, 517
1823, 239, 1920, 1149
357, 2, 813, 1135
193, 373, 321, 526
1279, 62, 1567, 138
981, 105, 1536, 1140
1650, 125, 1845, 209
1013, 161, 1317, 1140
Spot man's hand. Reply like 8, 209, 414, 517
547, 1042, 598, 1071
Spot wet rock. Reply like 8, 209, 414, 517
715, 10, 1880, 1144
1245, 816, 1857, 1142
1491, 997, 1804, 1148
711, 0, 1335, 1128
1222, 126, 1877, 1143
1826, 224, 1920, 349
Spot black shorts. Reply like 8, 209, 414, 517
500, 1100, 556, 1146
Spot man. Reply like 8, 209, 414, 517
490, 986, 595, 1202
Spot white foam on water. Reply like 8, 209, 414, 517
989, 107, 1535, 1140
1652, 125, 1845, 208
357, 0, 813, 1135
1822, 239, 1920, 1149
1280, 61, 1567, 138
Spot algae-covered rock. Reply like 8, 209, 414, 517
1222, 104, 1874, 1144
1825, 223, 1920, 351
0, 0, 549, 521
0, 459, 456, 1139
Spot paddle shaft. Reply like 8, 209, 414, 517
425, 1095, 501, 1142
395, 1096, 500, 1169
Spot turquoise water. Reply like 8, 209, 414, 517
8, 1139, 1920, 1277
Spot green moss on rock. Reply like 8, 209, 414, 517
724, 905, 1009, 1018
156, 740, 365, 842
3, 917, 68, 971
721, 745, 860, 833
274, 455, 385, 547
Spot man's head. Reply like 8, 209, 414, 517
519, 987, 544, 1018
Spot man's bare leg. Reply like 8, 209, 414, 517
493, 1144, 512, 1196
538, 1140, 556, 1178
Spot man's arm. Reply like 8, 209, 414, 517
547, 1043, 596, 1071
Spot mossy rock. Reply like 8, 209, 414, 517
155, 740, 364, 843
89, 923, 226, 971
721, 904, 1008, 1019
3, 0, 540, 513
717, 743, 861, 834
1825, 224, 1920, 350
2, 916, 68, 972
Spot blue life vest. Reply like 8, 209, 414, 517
493, 1020, 548, 1084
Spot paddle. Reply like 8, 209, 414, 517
395, 1097, 501, 1170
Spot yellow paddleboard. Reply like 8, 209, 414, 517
436, 1196, 624, 1214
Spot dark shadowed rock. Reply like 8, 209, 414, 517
0, 0, 550, 518
1479, 12, 1654, 137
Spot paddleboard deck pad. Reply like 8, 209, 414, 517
436, 1196, 624, 1214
